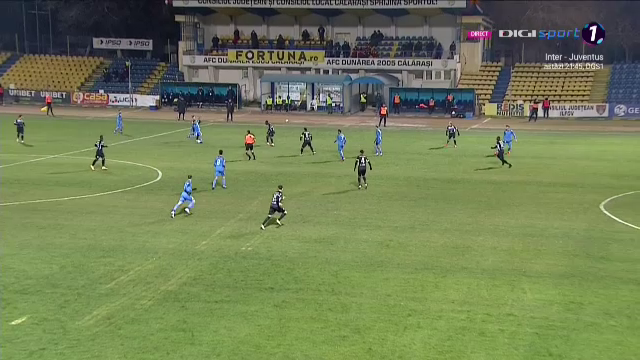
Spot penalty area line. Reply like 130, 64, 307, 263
466, 117, 491, 130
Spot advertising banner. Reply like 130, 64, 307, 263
93, 38, 153, 51
184, 55, 453, 71
497, 102, 529, 117
72, 92, 109, 106
108, 94, 159, 107
171, 0, 467, 9
228, 50, 324, 65
275, 82, 306, 101
547, 103, 608, 118
6, 89, 70, 105
609, 103, 640, 119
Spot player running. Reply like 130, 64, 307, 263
334, 129, 347, 161
113, 111, 123, 135
374, 125, 383, 156
265, 120, 275, 146
300, 127, 316, 155
245, 130, 256, 160
260, 185, 287, 230
194, 118, 203, 144
445, 121, 460, 148
491, 136, 513, 168
90, 135, 108, 171
188, 116, 196, 138
212, 149, 227, 190
171, 175, 196, 218
14, 115, 25, 143
504, 125, 517, 155
354, 149, 372, 189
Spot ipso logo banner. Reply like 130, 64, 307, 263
498, 29, 581, 39
611, 104, 640, 118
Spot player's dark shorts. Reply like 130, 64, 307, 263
302, 140, 312, 148
95, 150, 105, 158
268, 205, 285, 215
17, 128, 24, 134
245, 143, 254, 151
358, 167, 367, 177
448, 132, 456, 139
497, 151, 505, 160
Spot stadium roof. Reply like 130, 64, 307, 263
173, 3, 483, 18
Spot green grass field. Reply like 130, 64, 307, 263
1, 114, 639, 359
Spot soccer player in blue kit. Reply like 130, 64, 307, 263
374, 125, 383, 156
504, 125, 517, 154
171, 175, 196, 218
212, 150, 227, 190
334, 129, 347, 161
188, 116, 196, 139
194, 118, 203, 144
114, 111, 123, 135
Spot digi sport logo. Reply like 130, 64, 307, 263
614, 104, 627, 116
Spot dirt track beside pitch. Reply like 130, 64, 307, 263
3, 104, 640, 133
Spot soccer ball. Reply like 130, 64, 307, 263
285, 119, 289, 123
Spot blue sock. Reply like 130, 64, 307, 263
222, 179, 226, 188
213, 177, 217, 188
339, 149, 344, 160
172, 203, 181, 212
188, 201, 195, 209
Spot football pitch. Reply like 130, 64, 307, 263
1, 112, 639, 359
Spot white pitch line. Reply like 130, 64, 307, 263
599, 191, 640, 230
467, 117, 492, 130
0, 125, 206, 169
0, 156, 162, 206
10, 316, 28, 325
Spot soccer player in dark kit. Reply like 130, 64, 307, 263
91, 135, 108, 171
445, 121, 460, 147
491, 136, 513, 168
300, 127, 316, 155
14, 115, 25, 143
260, 185, 287, 230
354, 149, 373, 189
265, 120, 275, 146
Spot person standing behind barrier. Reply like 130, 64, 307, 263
428, 97, 435, 114
379, 103, 388, 127
529, 99, 539, 122
375, 92, 383, 111
266, 95, 273, 112
226, 98, 235, 122
327, 94, 333, 114
286, 95, 291, 112
177, 97, 186, 121
542, 97, 550, 118
360, 92, 367, 112
46, 95, 54, 117
445, 93, 454, 114
276, 95, 283, 112
393, 93, 401, 114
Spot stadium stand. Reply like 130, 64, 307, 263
209, 35, 450, 59
606, 64, 639, 103
489, 67, 511, 104
138, 62, 167, 95
89, 58, 159, 94
0, 54, 102, 92
590, 66, 610, 103
151, 64, 185, 95
79, 59, 113, 92
503, 63, 594, 103
0, 52, 21, 79
457, 62, 502, 105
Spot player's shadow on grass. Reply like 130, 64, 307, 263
227, 159, 245, 163
120, 133, 133, 138
20, 142, 34, 147
428, 146, 445, 150
48, 170, 89, 175
322, 189, 358, 196
473, 166, 499, 171
276, 154, 300, 158
484, 154, 497, 158
312, 160, 335, 164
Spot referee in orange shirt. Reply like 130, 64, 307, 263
245, 130, 256, 160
